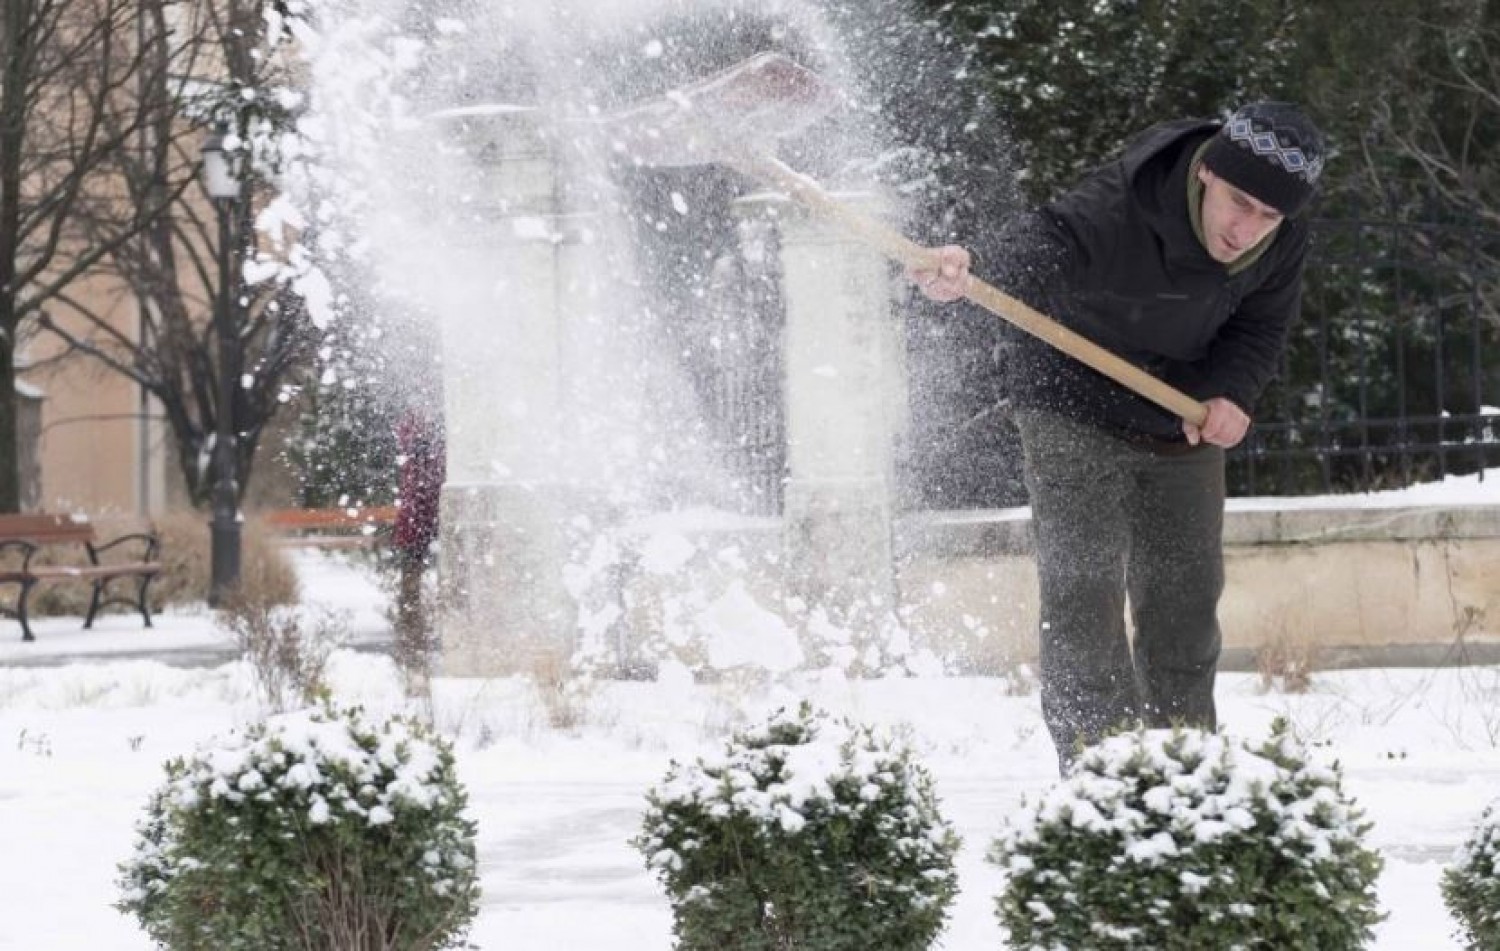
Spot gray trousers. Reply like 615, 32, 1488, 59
1013, 411, 1226, 769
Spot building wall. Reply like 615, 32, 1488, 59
17, 271, 168, 516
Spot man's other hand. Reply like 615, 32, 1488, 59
1183, 397, 1250, 448
907, 245, 972, 302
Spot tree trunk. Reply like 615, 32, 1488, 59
0, 0, 23, 514
0, 329, 19, 513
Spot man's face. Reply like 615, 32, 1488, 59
1196, 166, 1284, 263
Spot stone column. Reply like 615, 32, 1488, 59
751, 194, 905, 651
434, 108, 598, 677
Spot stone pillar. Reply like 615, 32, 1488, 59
435, 108, 598, 677
752, 195, 905, 646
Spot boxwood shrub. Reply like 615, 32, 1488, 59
635, 702, 960, 950
117, 705, 479, 950
989, 719, 1383, 949
1443, 797, 1500, 948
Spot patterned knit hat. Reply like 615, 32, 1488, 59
1201, 102, 1326, 217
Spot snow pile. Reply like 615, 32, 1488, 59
697, 580, 805, 673
990, 720, 1384, 949
117, 705, 479, 949
635, 703, 960, 949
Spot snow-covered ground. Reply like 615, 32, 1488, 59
1, 469, 1497, 949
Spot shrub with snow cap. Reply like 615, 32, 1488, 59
1443, 798, 1500, 948
989, 719, 1383, 950
635, 702, 960, 950
117, 705, 479, 950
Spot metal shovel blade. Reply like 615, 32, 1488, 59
592, 51, 842, 167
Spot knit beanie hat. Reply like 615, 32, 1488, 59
1201, 102, 1326, 217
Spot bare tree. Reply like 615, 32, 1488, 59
34, 0, 316, 506
0, 0, 190, 512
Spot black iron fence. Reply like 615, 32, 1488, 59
1229, 206, 1500, 496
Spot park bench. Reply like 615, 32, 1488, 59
261, 505, 397, 548
0, 514, 162, 642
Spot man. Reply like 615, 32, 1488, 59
911, 102, 1326, 770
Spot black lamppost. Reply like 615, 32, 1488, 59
201, 129, 242, 606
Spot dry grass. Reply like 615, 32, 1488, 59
219, 589, 347, 713
151, 511, 300, 609
1256, 635, 1320, 694
529, 648, 600, 731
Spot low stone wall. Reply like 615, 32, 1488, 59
895, 503, 1500, 672
453, 501, 1499, 677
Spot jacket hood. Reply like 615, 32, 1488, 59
1119, 118, 1221, 272
1118, 118, 1219, 183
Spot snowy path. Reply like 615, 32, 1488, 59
4, 545, 1500, 947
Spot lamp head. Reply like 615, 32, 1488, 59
200, 129, 242, 200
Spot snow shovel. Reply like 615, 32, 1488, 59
600, 52, 1211, 429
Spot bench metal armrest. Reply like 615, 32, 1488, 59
88, 532, 160, 565
0, 539, 40, 573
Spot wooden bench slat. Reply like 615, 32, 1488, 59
29, 563, 163, 580
261, 505, 398, 531
0, 515, 93, 543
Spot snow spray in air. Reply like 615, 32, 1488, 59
279, 0, 1024, 682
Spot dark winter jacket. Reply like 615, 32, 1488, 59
995, 118, 1310, 441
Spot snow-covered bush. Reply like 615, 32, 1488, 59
990, 720, 1383, 949
117, 706, 479, 950
635, 703, 960, 950
1443, 798, 1500, 948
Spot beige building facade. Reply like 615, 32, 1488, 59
16, 275, 172, 517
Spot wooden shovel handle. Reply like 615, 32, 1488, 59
733, 153, 1211, 429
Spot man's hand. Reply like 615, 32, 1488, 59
1184, 397, 1251, 448
907, 245, 972, 302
